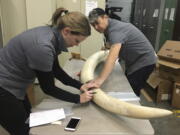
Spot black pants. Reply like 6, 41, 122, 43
126, 64, 155, 97
0, 87, 31, 135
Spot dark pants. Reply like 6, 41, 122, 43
126, 64, 155, 97
0, 87, 31, 135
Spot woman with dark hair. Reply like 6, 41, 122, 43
88, 8, 157, 97
0, 8, 95, 135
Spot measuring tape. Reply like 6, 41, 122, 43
173, 110, 180, 118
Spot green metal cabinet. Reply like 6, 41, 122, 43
159, 0, 177, 49
173, 1, 180, 41
133, 0, 178, 51
133, 0, 161, 48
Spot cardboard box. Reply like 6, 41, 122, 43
157, 40, 180, 83
172, 82, 180, 108
159, 64, 180, 75
147, 71, 173, 102
158, 59, 180, 70
159, 64, 180, 82
158, 40, 180, 63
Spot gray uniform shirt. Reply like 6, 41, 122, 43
105, 19, 157, 75
0, 26, 67, 100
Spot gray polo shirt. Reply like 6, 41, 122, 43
0, 26, 67, 100
105, 19, 157, 75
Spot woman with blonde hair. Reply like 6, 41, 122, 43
0, 8, 94, 135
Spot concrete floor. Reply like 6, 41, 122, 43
140, 94, 180, 135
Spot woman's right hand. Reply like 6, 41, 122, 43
90, 77, 104, 88
80, 90, 94, 103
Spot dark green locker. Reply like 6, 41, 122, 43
133, 0, 144, 29
132, 0, 161, 48
173, 0, 180, 41
141, 0, 161, 48
159, 0, 178, 49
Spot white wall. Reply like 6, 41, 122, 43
0, 0, 105, 66
80, 0, 105, 58
57, 0, 105, 65
0, 0, 27, 45
26, 0, 56, 29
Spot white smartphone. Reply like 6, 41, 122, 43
64, 117, 81, 131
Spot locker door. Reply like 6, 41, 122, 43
173, 0, 180, 41
141, 0, 151, 35
132, 0, 144, 29
141, 0, 161, 47
159, 0, 177, 49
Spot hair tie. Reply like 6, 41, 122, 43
64, 10, 68, 14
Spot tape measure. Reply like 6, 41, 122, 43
173, 110, 180, 118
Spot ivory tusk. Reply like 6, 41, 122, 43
80, 50, 172, 119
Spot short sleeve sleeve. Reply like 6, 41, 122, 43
26, 44, 54, 72
108, 31, 127, 45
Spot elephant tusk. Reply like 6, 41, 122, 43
80, 50, 173, 119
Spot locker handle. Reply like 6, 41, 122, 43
175, 50, 180, 53
166, 54, 173, 57
149, 26, 154, 29
164, 29, 169, 33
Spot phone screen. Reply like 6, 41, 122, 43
66, 118, 80, 129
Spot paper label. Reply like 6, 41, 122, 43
85, 0, 98, 16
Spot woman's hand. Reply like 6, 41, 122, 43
80, 90, 94, 103
90, 78, 104, 88
79, 81, 99, 103
80, 81, 99, 92
76, 71, 81, 77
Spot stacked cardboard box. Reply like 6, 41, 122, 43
172, 82, 180, 108
147, 70, 173, 103
147, 40, 180, 107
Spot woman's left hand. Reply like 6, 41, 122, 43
80, 81, 99, 92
